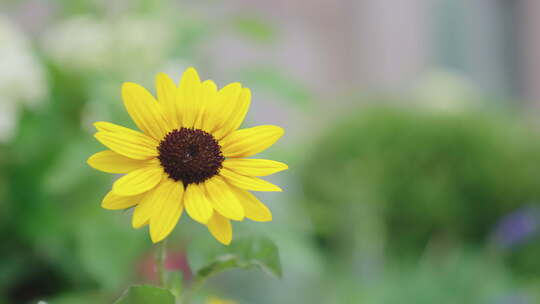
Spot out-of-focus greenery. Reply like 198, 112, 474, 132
0, 1, 296, 303
4, 0, 540, 303
115, 285, 176, 304
301, 106, 540, 294
0, 58, 150, 304
324, 249, 523, 304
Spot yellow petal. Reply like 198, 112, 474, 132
220, 168, 282, 192
149, 178, 185, 243
194, 80, 218, 131
203, 176, 244, 221
122, 82, 170, 140
156, 73, 180, 129
209, 83, 243, 139
184, 183, 213, 224
221, 87, 251, 137
112, 166, 164, 196
220, 125, 284, 158
132, 189, 157, 228
229, 187, 272, 222
101, 191, 143, 210
222, 158, 288, 176
201, 83, 240, 133
178, 67, 202, 128
207, 213, 232, 245
94, 122, 158, 160
88, 150, 153, 173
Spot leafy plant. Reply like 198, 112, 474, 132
301, 105, 540, 275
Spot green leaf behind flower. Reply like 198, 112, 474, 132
114, 285, 175, 304
189, 236, 282, 281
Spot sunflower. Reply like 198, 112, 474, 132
87, 67, 287, 245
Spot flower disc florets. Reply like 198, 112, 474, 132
158, 128, 224, 184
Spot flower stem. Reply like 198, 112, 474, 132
156, 239, 168, 287
181, 276, 207, 304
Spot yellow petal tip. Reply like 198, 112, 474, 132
150, 225, 173, 243
100, 202, 115, 210
276, 126, 285, 137
190, 216, 212, 225
121, 81, 137, 89
150, 234, 164, 243
93, 121, 109, 131
86, 156, 95, 168
156, 72, 168, 77
182, 67, 200, 79
132, 218, 148, 229
93, 132, 103, 142
253, 214, 272, 222
216, 236, 232, 246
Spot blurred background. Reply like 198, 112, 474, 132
2, 0, 540, 303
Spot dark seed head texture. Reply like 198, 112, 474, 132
157, 128, 224, 185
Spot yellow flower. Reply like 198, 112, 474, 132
87, 67, 287, 245
207, 296, 237, 304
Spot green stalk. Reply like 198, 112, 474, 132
156, 239, 168, 287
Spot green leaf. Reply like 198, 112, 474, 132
114, 285, 175, 304
165, 271, 183, 298
76, 215, 147, 289
192, 236, 282, 280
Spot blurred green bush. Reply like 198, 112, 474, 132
301, 106, 540, 275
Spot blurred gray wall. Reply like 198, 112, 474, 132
519, 0, 540, 108
229, 0, 536, 106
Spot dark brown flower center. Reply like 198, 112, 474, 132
157, 128, 224, 185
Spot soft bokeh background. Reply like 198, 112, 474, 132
3, 0, 540, 303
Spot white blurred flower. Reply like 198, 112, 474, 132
0, 16, 47, 142
40, 15, 173, 75
412, 69, 480, 113
110, 17, 172, 72
40, 16, 111, 71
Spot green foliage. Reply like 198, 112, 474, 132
114, 285, 175, 304
328, 249, 522, 304
0, 3, 296, 302
301, 106, 540, 271
0, 49, 153, 304
189, 236, 282, 280
164, 271, 183, 299
76, 215, 148, 289
6, 0, 534, 302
